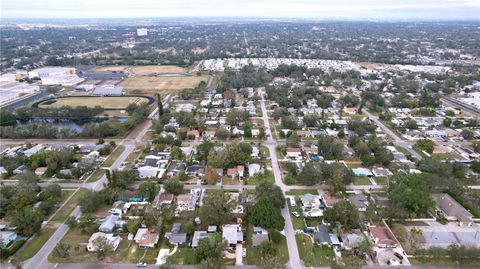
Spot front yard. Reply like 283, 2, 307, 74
295, 234, 335, 266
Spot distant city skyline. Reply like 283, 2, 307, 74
1, 0, 480, 20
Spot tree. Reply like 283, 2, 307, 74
154, 93, 163, 116
248, 199, 285, 230
138, 182, 159, 202
194, 233, 225, 263
196, 257, 224, 269
163, 179, 184, 196
244, 122, 252, 138
93, 236, 114, 260
471, 160, 480, 174
414, 139, 435, 154
126, 219, 141, 234
199, 192, 232, 226
256, 182, 285, 208
52, 242, 71, 258
215, 128, 230, 140
78, 190, 110, 213
204, 167, 219, 185
387, 173, 434, 219
297, 163, 321, 185
0, 110, 16, 126
461, 129, 474, 140
324, 200, 359, 231
143, 205, 163, 229
11, 206, 43, 237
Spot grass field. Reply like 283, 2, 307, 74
51, 188, 89, 222
17, 227, 57, 261
120, 76, 208, 95
93, 65, 186, 75
285, 189, 318, 196
39, 96, 149, 109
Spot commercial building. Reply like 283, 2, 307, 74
92, 84, 124, 96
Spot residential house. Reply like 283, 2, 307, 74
134, 228, 160, 248
0, 231, 17, 247
348, 193, 369, 212
176, 190, 199, 212
222, 224, 243, 246
252, 227, 269, 248
341, 231, 364, 250
433, 193, 474, 226
191, 230, 209, 248
248, 163, 263, 176
185, 165, 205, 178
352, 168, 373, 178
35, 167, 47, 176
23, 144, 45, 157
108, 201, 129, 217
372, 167, 393, 177
368, 226, 397, 248
99, 215, 124, 233
86, 232, 121, 252
286, 148, 302, 160
301, 194, 323, 218
314, 225, 331, 245
153, 192, 174, 208
164, 223, 187, 245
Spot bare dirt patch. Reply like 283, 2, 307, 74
120, 76, 208, 95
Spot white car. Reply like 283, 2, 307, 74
136, 262, 147, 267
292, 211, 300, 217
242, 248, 247, 257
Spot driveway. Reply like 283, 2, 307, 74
236, 243, 243, 265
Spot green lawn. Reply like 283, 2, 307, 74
410, 258, 480, 267
85, 169, 105, 183
243, 227, 289, 266
286, 189, 318, 196
296, 234, 334, 266
353, 177, 372, 185
245, 171, 275, 185
167, 247, 196, 265
51, 188, 89, 222
103, 145, 126, 167
288, 202, 306, 230
16, 227, 56, 261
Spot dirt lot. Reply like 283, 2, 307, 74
120, 76, 208, 95
39, 96, 149, 109
93, 65, 186, 75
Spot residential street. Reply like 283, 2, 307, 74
362, 110, 424, 160
260, 89, 302, 269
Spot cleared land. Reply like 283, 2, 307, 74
93, 65, 186, 75
39, 96, 149, 109
120, 76, 208, 95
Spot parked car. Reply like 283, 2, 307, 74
137, 262, 147, 267
292, 211, 300, 217
242, 248, 247, 257
394, 252, 404, 260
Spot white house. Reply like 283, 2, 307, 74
86, 232, 121, 252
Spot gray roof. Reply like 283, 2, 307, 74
165, 232, 187, 245
314, 225, 331, 244
433, 193, 473, 223
92, 85, 124, 96
191, 230, 208, 247
349, 193, 368, 209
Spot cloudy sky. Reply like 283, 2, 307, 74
1, 0, 479, 20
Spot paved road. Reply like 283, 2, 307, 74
362, 110, 424, 161
259, 89, 301, 269
18, 95, 174, 269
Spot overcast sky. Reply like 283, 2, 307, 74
1, 0, 479, 20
